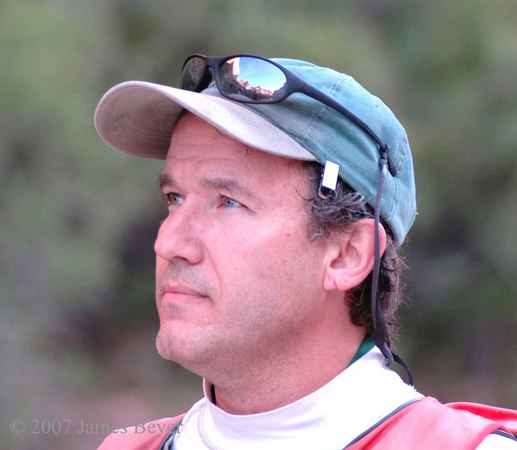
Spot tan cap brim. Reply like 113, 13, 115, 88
94, 81, 316, 161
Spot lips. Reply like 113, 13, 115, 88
159, 282, 208, 302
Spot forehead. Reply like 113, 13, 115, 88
164, 114, 307, 191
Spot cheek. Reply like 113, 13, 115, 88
215, 227, 319, 293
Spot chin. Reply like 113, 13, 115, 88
155, 325, 214, 373
155, 327, 181, 361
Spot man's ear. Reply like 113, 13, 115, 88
323, 219, 386, 292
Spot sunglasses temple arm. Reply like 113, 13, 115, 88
301, 83, 381, 144
300, 84, 397, 176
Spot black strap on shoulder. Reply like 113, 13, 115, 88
491, 429, 517, 441
159, 418, 183, 450
344, 398, 422, 448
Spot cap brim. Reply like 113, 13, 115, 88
94, 81, 316, 161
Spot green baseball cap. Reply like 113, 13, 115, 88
94, 58, 416, 245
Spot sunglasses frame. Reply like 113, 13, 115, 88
182, 53, 396, 176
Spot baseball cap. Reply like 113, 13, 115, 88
94, 58, 416, 245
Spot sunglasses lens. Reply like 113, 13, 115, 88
219, 57, 287, 103
181, 56, 209, 91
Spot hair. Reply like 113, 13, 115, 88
302, 162, 406, 348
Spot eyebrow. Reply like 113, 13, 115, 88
202, 176, 261, 201
158, 172, 175, 190
158, 172, 262, 205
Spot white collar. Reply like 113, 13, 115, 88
174, 347, 423, 450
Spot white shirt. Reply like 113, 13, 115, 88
172, 347, 516, 449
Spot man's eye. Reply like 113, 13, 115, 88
164, 192, 183, 206
221, 196, 242, 208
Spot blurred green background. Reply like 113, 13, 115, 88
1, 0, 516, 448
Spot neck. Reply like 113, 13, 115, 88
208, 325, 366, 414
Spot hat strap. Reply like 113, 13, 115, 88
371, 146, 414, 386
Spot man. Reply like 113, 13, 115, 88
94, 54, 517, 449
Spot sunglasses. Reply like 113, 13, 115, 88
181, 53, 396, 177
179, 53, 412, 381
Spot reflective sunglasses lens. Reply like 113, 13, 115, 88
181, 56, 209, 91
219, 57, 287, 102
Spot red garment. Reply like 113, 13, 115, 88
346, 397, 516, 449
97, 416, 183, 450
96, 398, 517, 449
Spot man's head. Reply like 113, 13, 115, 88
152, 113, 373, 382
94, 54, 416, 375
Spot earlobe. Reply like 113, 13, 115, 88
322, 219, 386, 292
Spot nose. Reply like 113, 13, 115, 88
154, 207, 203, 264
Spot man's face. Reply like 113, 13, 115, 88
155, 114, 331, 377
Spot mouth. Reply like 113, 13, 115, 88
159, 283, 209, 304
